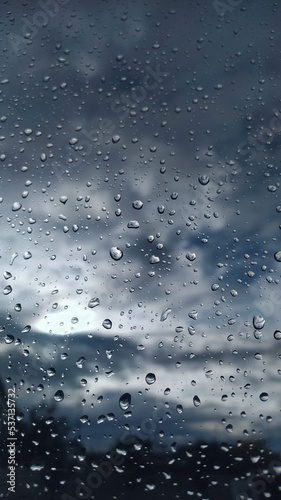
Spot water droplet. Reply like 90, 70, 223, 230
132, 200, 143, 210
119, 393, 131, 411
274, 251, 281, 262
145, 373, 156, 385
12, 202, 22, 211
76, 357, 86, 368
226, 424, 233, 433
47, 367, 56, 377
274, 330, 281, 340
54, 390, 64, 402
80, 415, 89, 424
112, 135, 120, 143
198, 174, 210, 185
110, 246, 123, 260
88, 297, 100, 308
253, 315, 265, 330
176, 404, 183, 414
193, 395, 201, 407
160, 307, 172, 322
102, 319, 112, 330
59, 195, 68, 204
23, 251, 32, 260
24, 128, 32, 136
188, 310, 198, 320
186, 252, 196, 261
3, 285, 12, 295
149, 255, 160, 264
127, 220, 140, 228
259, 392, 268, 402
21, 325, 31, 334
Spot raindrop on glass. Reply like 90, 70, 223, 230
102, 319, 112, 330
110, 246, 123, 260
145, 373, 156, 385
253, 315, 265, 330
119, 392, 131, 411
54, 390, 64, 402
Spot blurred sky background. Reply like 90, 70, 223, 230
1, 0, 281, 459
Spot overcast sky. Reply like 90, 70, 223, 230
1, 0, 281, 456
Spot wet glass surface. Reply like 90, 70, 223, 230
1, 1, 281, 499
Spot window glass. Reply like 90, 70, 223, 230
1, 1, 281, 499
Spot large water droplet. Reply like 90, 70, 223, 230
145, 373, 156, 385
149, 255, 160, 264
188, 310, 198, 320
127, 220, 140, 229
274, 251, 281, 262
88, 297, 100, 308
119, 393, 131, 411
102, 319, 112, 330
54, 390, 64, 402
12, 202, 22, 211
198, 174, 210, 185
160, 307, 172, 322
274, 330, 281, 340
186, 252, 196, 261
193, 395, 201, 407
132, 200, 143, 210
259, 392, 268, 402
3, 285, 12, 295
110, 246, 123, 260
76, 357, 86, 368
253, 315, 265, 330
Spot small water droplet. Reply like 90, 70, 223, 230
259, 392, 268, 402
3, 285, 12, 295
